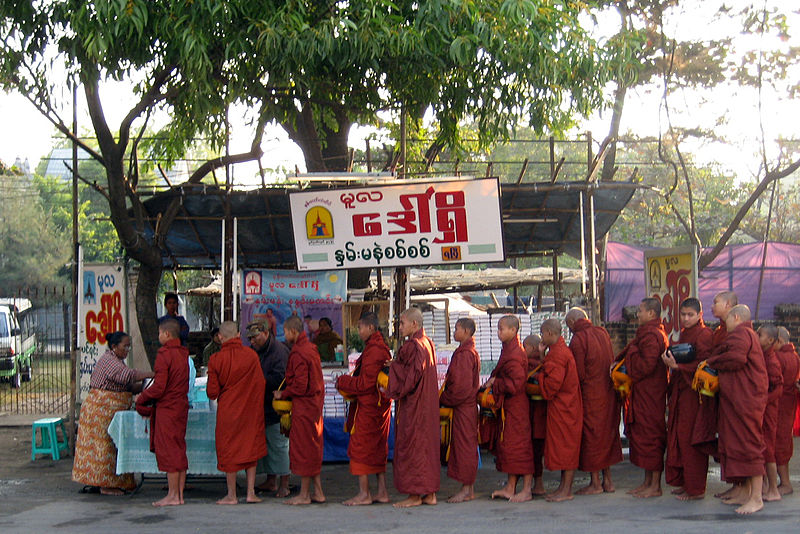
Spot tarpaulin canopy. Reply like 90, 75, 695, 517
133, 180, 637, 269
605, 241, 800, 321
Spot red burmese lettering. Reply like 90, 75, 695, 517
353, 213, 382, 236
432, 191, 468, 243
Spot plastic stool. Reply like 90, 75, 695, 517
31, 417, 69, 461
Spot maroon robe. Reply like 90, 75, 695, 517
387, 328, 440, 495
527, 351, 547, 478
336, 331, 392, 475
540, 337, 583, 471
206, 338, 267, 472
135, 339, 189, 472
775, 343, 800, 465
491, 337, 534, 475
706, 322, 768, 479
618, 317, 668, 472
284, 332, 324, 477
439, 337, 480, 485
762, 345, 783, 464
665, 320, 712, 496
569, 319, 622, 472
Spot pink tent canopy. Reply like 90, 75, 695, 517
605, 241, 800, 322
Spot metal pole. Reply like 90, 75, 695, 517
589, 190, 599, 321
579, 192, 586, 295
400, 106, 407, 179
69, 81, 79, 451
755, 181, 777, 320
232, 217, 238, 322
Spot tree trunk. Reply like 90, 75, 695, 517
135, 262, 163, 363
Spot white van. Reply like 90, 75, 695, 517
0, 298, 35, 388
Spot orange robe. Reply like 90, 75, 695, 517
618, 317, 668, 472
491, 337, 534, 475
706, 322, 768, 480
569, 319, 622, 472
665, 320, 713, 496
135, 339, 189, 472
387, 328, 440, 495
762, 345, 783, 464
439, 337, 480, 486
539, 337, 583, 471
206, 338, 267, 472
284, 332, 324, 477
527, 351, 547, 478
336, 331, 392, 475
775, 342, 800, 465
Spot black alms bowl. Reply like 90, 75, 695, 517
668, 343, 696, 364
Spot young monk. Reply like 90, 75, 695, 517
485, 315, 534, 502
566, 307, 621, 495
135, 318, 189, 507
335, 312, 392, 505
774, 327, 799, 495
274, 315, 325, 505
385, 307, 440, 508
616, 297, 668, 498
522, 334, 546, 497
538, 318, 583, 502
660, 297, 712, 500
206, 321, 267, 505
709, 291, 737, 499
757, 324, 783, 502
706, 305, 768, 515
439, 317, 481, 503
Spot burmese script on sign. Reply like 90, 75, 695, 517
289, 178, 505, 270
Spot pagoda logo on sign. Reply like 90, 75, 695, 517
244, 271, 262, 295
306, 207, 334, 240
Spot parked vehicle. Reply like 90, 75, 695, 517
0, 298, 36, 388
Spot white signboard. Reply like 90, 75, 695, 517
78, 263, 127, 403
289, 178, 505, 270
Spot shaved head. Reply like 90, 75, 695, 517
566, 308, 588, 322
523, 334, 541, 347
284, 315, 303, 334
758, 323, 778, 341
729, 304, 751, 323
778, 326, 790, 344
715, 291, 738, 307
541, 318, 562, 336
498, 314, 520, 332
400, 307, 423, 327
641, 297, 661, 316
218, 320, 238, 340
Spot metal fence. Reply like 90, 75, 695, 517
0, 288, 72, 415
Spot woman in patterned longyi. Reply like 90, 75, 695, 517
72, 331, 154, 495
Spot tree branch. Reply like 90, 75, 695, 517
118, 66, 177, 150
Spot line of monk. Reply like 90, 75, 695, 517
131, 299, 798, 514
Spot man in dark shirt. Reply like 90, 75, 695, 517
247, 320, 291, 497
314, 317, 343, 362
158, 292, 190, 346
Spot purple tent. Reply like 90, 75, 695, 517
605, 241, 800, 322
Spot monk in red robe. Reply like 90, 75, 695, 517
660, 297, 713, 500
486, 315, 534, 502
384, 307, 440, 508
616, 297, 668, 498
439, 317, 481, 503
538, 318, 583, 502
335, 312, 392, 505
135, 318, 189, 507
206, 321, 267, 505
757, 324, 783, 502
274, 316, 325, 505
706, 304, 768, 515
709, 291, 737, 499
523, 334, 546, 497
774, 326, 799, 495
566, 307, 621, 495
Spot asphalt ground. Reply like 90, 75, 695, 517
2, 418, 800, 533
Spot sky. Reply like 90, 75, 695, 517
0, 0, 797, 182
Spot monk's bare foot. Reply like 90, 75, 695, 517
216, 495, 238, 505
627, 483, 647, 495
275, 486, 291, 498
778, 484, 793, 496
676, 493, 704, 501
671, 488, 686, 495
393, 495, 423, 508
575, 484, 604, 496
763, 488, 782, 502
100, 487, 125, 496
602, 483, 616, 493
343, 492, 373, 506
509, 491, 532, 503
491, 486, 515, 500
284, 495, 312, 505
721, 486, 747, 505
373, 490, 390, 504
422, 493, 437, 505
311, 492, 326, 504
546, 491, 574, 503
736, 499, 764, 515
715, 486, 735, 499
722, 495, 747, 506
256, 483, 277, 493
152, 496, 182, 507
447, 489, 475, 503
634, 487, 662, 499
532, 484, 546, 496
246, 495, 263, 504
